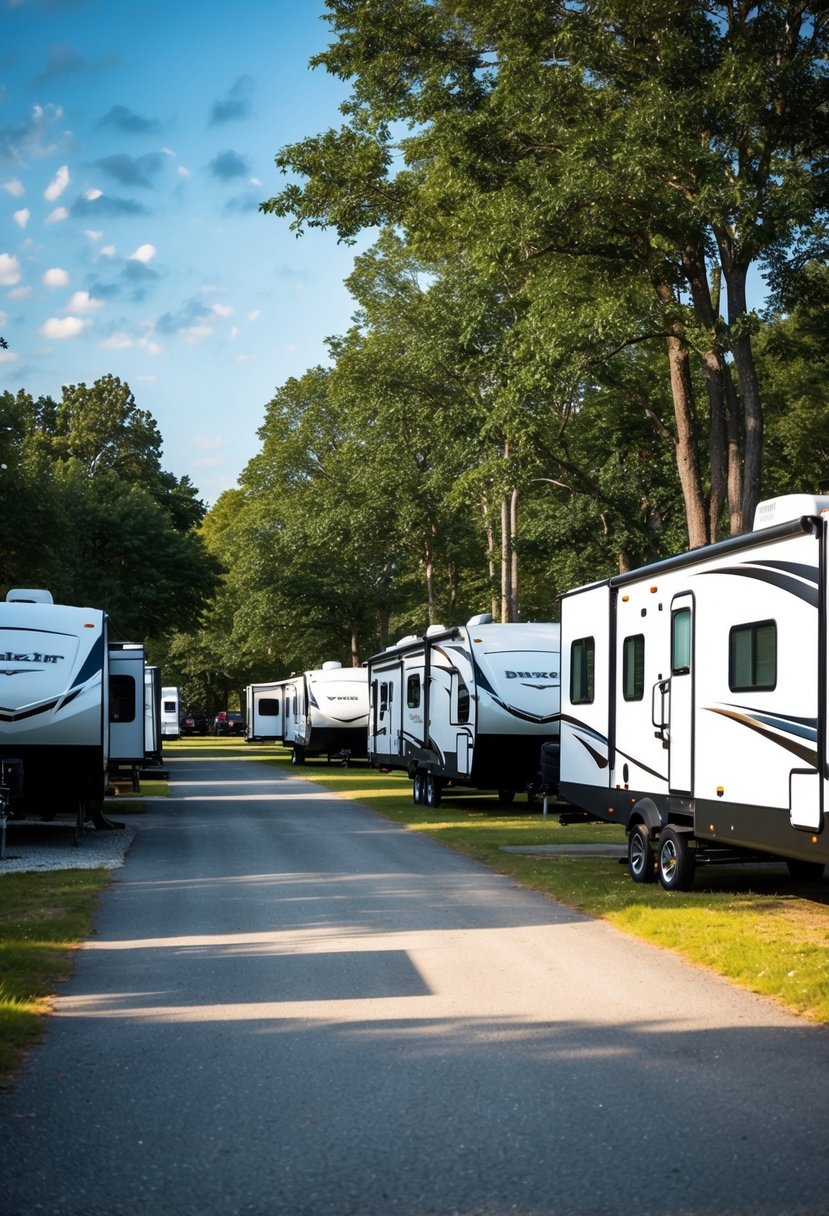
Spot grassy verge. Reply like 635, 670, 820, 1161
0, 868, 112, 1081
254, 746, 829, 1025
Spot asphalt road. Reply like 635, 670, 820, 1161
1, 750, 828, 1216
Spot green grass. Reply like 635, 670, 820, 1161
0, 868, 112, 1081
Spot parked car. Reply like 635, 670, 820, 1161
180, 711, 210, 736
213, 711, 244, 736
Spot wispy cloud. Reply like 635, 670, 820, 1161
208, 149, 250, 181
97, 104, 163, 135
209, 75, 255, 125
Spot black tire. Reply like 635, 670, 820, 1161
785, 857, 826, 882
658, 826, 696, 891
425, 773, 442, 809
498, 789, 516, 805
628, 823, 656, 883
412, 770, 424, 805
539, 740, 560, 785
291, 747, 305, 766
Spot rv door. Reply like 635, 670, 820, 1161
668, 594, 694, 794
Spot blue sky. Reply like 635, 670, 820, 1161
0, 0, 367, 503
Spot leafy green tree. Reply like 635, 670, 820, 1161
264, 0, 829, 544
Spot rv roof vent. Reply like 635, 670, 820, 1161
425, 624, 447, 636
321, 660, 342, 670
396, 634, 418, 647
5, 588, 54, 604
467, 612, 493, 627
753, 494, 829, 531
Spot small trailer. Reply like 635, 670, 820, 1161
0, 589, 136, 834
558, 494, 829, 890
367, 614, 561, 807
160, 685, 180, 739
281, 662, 369, 765
245, 681, 284, 742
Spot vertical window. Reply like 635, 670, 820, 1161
457, 678, 470, 723
622, 635, 645, 701
730, 621, 776, 691
570, 637, 595, 705
260, 698, 279, 716
379, 682, 389, 713
672, 607, 692, 674
406, 674, 421, 708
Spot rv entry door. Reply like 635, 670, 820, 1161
668, 594, 694, 794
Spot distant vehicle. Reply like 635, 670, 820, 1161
179, 711, 209, 736
213, 711, 244, 736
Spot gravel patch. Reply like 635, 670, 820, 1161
0, 818, 137, 875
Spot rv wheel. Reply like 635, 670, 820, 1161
628, 823, 655, 883
498, 789, 515, 806
413, 771, 424, 804
291, 747, 306, 766
658, 827, 696, 892
424, 773, 442, 809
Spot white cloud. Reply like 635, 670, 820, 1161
3, 179, 24, 197
212, 303, 233, 318
84, 188, 102, 201
67, 290, 103, 314
43, 267, 69, 287
13, 209, 29, 229
229, 326, 239, 340
8, 285, 31, 300
98, 331, 161, 356
39, 316, 90, 340
0, 349, 19, 363
247, 309, 261, 322
85, 230, 103, 241
232, 353, 254, 364
0, 253, 22, 286
100, 245, 116, 258
45, 207, 68, 225
44, 165, 70, 202
129, 243, 156, 263
177, 165, 191, 178
181, 324, 212, 344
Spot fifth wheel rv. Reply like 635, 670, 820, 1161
367, 615, 560, 807
558, 495, 829, 890
0, 589, 134, 833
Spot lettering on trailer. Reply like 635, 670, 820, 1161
0, 650, 65, 672
505, 670, 558, 681
326, 695, 359, 701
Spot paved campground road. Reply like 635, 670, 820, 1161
2, 750, 828, 1216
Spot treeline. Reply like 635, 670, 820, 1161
0, 375, 221, 645
3, 3, 828, 714
190, 1, 829, 692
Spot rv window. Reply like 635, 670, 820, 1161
380, 682, 389, 713
729, 621, 777, 692
163, 700, 176, 713
260, 698, 279, 716
571, 637, 595, 705
457, 678, 470, 723
671, 608, 692, 674
407, 674, 421, 708
109, 675, 136, 723
623, 635, 645, 701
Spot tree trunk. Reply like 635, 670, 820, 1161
350, 620, 360, 667
482, 498, 498, 620
654, 280, 709, 548
424, 526, 436, 625
721, 258, 763, 532
500, 493, 511, 622
509, 487, 519, 622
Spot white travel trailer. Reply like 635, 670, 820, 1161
0, 589, 131, 832
160, 685, 180, 739
281, 662, 369, 765
245, 681, 284, 742
559, 494, 829, 890
367, 615, 561, 807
